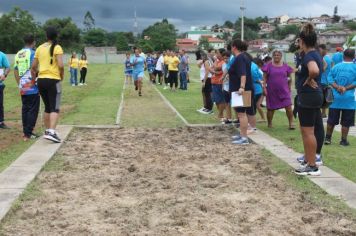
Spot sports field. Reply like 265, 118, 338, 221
0, 64, 356, 235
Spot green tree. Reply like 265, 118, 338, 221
141, 19, 177, 51
198, 37, 210, 50
43, 17, 81, 50
116, 33, 129, 51
83, 11, 95, 31
137, 39, 154, 53
272, 25, 299, 40
83, 28, 107, 46
0, 7, 45, 53
223, 20, 234, 29
346, 21, 356, 30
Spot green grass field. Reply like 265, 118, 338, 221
0, 64, 124, 172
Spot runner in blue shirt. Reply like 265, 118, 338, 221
124, 53, 133, 85
325, 49, 356, 146
0, 50, 10, 129
146, 52, 156, 84
130, 48, 145, 96
14, 34, 40, 140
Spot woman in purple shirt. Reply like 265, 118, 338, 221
262, 49, 295, 129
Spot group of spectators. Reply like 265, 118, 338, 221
0, 27, 65, 143
193, 23, 355, 176
124, 49, 190, 96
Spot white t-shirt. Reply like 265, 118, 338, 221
200, 60, 213, 81
155, 55, 164, 71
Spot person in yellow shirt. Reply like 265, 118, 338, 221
69, 52, 79, 86
168, 51, 180, 91
79, 54, 88, 85
31, 26, 64, 143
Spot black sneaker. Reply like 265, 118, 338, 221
44, 132, 61, 143
135, 86, 138, 91
138, 91, 142, 96
340, 140, 350, 146
295, 165, 321, 176
0, 123, 10, 129
324, 137, 331, 145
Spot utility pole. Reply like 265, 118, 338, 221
240, 0, 246, 41
134, 6, 139, 37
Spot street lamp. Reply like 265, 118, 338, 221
240, 0, 246, 41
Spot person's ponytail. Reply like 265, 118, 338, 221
50, 39, 57, 65
45, 26, 58, 65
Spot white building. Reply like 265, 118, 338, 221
186, 29, 223, 42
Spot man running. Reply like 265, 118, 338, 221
14, 34, 40, 141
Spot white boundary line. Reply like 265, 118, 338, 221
152, 85, 190, 126
115, 81, 127, 125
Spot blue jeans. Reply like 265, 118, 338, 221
179, 72, 188, 90
70, 68, 78, 85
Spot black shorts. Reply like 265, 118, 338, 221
298, 107, 321, 127
327, 108, 355, 127
223, 91, 231, 104
234, 90, 256, 116
37, 78, 62, 113
254, 93, 262, 108
153, 70, 163, 77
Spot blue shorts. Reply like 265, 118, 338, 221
133, 71, 144, 81
212, 84, 225, 104
148, 67, 155, 74
125, 70, 133, 76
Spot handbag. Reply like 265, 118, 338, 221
322, 85, 334, 108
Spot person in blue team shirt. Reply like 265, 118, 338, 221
146, 52, 156, 84
318, 44, 332, 118
332, 47, 344, 67
14, 34, 40, 141
0, 50, 11, 129
325, 49, 356, 146
131, 48, 145, 96
124, 52, 133, 85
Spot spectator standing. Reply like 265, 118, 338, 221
318, 44, 332, 118
294, 24, 324, 176
69, 52, 79, 86
262, 49, 294, 129
0, 50, 11, 129
325, 49, 356, 146
31, 27, 64, 143
179, 50, 188, 90
14, 34, 40, 141
79, 54, 88, 85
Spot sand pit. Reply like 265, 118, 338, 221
2, 127, 356, 235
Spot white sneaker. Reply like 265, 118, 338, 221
163, 86, 168, 90
79, 83, 83, 86
71, 84, 75, 87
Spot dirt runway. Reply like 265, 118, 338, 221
2, 127, 356, 235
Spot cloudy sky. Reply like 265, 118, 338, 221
1, 0, 355, 32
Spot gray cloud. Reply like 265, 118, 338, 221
1, 0, 355, 32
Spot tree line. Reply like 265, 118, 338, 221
0, 7, 178, 54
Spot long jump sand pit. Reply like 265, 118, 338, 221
2, 127, 356, 235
